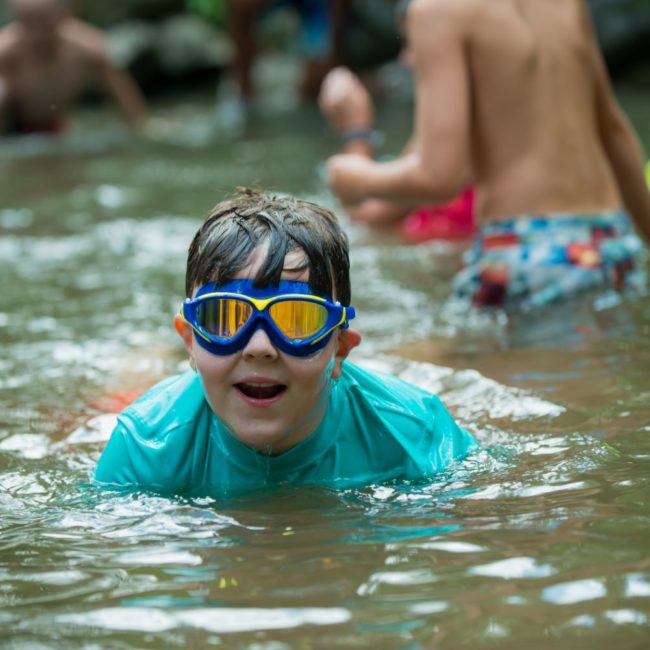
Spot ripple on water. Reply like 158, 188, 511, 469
625, 573, 650, 598
603, 609, 648, 625
542, 579, 608, 605
55, 606, 352, 633
469, 557, 555, 579
357, 356, 565, 423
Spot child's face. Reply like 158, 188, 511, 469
175, 244, 357, 454
12, 0, 66, 51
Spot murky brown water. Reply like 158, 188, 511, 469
1, 83, 649, 649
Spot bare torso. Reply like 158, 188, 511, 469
463, 0, 622, 221
326, 0, 649, 243
0, 19, 106, 129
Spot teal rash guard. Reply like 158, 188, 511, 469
94, 362, 477, 496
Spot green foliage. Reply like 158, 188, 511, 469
187, 0, 227, 25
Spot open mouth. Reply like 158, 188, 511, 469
234, 383, 287, 400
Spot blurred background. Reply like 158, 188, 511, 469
1, 0, 648, 115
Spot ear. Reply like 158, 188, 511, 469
174, 313, 194, 358
331, 328, 361, 380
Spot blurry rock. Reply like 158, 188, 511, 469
346, 0, 401, 71
589, 0, 650, 74
108, 20, 157, 68
82, 0, 185, 28
108, 20, 159, 91
156, 14, 232, 75
107, 14, 232, 94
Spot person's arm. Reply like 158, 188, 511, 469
0, 77, 7, 133
327, 0, 471, 205
86, 29, 147, 129
71, 21, 148, 129
99, 61, 148, 129
345, 137, 421, 224
582, 4, 650, 243
319, 66, 376, 156
320, 67, 417, 224
0, 40, 10, 134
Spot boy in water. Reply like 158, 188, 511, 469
94, 190, 476, 496
327, 0, 650, 310
0, 0, 146, 135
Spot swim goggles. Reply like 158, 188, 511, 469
181, 279, 356, 357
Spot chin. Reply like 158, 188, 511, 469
233, 425, 290, 451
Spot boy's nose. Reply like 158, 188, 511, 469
242, 327, 279, 360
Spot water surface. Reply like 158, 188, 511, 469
1, 84, 649, 649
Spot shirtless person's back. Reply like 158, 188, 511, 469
0, 0, 146, 134
466, 0, 624, 221
328, 0, 650, 310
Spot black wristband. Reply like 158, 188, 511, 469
340, 128, 384, 147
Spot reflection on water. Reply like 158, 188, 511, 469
1, 89, 649, 649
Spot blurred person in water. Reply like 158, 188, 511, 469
319, 1, 476, 243
227, 0, 347, 113
0, 0, 147, 135
326, 0, 650, 311
94, 189, 476, 496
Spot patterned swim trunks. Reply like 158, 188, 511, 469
452, 211, 645, 310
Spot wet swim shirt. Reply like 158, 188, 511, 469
94, 362, 477, 496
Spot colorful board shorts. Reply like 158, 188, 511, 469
452, 211, 645, 310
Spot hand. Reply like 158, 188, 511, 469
318, 66, 374, 132
327, 153, 376, 205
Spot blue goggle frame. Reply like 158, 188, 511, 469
181, 279, 356, 356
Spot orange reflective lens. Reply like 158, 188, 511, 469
198, 299, 252, 338
197, 297, 329, 341
268, 300, 329, 340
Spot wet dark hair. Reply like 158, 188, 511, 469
185, 189, 352, 305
